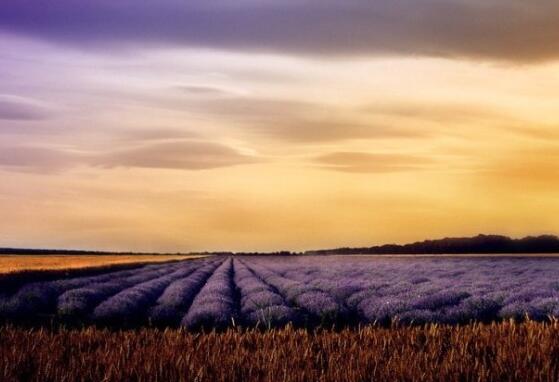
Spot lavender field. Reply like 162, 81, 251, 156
2, 256, 559, 328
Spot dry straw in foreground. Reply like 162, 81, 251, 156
2, 320, 559, 382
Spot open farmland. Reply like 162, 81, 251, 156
0, 254, 202, 274
2, 255, 559, 327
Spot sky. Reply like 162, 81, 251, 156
1, 0, 559, 252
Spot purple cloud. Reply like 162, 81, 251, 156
0, 1, 557, 61
96, 141, 257, 170
0, 146, 80, 173
0, 95, 50, 121
0, 141, 257, 173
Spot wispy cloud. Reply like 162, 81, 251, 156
315, 152, 433, 173
0, 145, 76, 172
363, 101, 505, 124
0, 95, 51, 120
113, 128, 199, 143
176, 85, 232, 97
188, 96, 427, 142
0, 140, 258, 173
96, 141, 257, 170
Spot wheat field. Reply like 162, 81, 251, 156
1, 320, 559, 382
0, 254, 203, 274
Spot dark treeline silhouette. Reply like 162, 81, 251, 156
0, 248, 182, 256
3, 234, 559, 257
308, 234, 559, 255
0, 248, 298, 257
195, 251, 297, 257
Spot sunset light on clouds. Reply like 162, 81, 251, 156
1, 1, 559, 252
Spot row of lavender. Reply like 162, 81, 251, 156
0, 257, 226, 326
245, 256, 559, 324
2, 256, 559, 327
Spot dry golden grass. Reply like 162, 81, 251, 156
0, 254, 203, 274
1, 320, 559, 382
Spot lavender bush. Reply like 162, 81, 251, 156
148, 259, 223, 326
181, 259, 236, 329
0, 263, 180, 318
57, 263, 190, 317
92, 265, 197, 324
233, 259, 298, 327
4, 256, 559, 328
246, 256, 559, 324
244, 261, 347, 325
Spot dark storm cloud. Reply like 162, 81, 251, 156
0, 1, 558, 62
315, 152, 433, 173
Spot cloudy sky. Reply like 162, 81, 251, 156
1, 0, 559, 252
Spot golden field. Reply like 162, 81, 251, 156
2, 321, 559, 382
0, 254, 203, 274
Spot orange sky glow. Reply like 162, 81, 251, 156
1, 2, 559, 252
